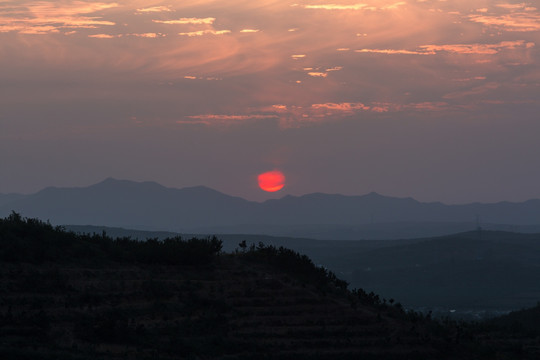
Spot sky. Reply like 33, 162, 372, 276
0, 0, 539, 203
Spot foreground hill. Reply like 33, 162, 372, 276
5, 214, 539, 359
64, 225, 540, 316
2, 178, 540, 239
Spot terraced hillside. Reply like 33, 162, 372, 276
0, 213, 538, 359
0, 256, 455, 360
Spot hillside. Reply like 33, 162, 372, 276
2, 213, 540, 359
63, 225, 540, 316
2, 178, 540, 239
0, 214, 497, 359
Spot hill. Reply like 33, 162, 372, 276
63, 224, 540, 316
2, 178, 540, 239
344, 231, 540, 315
5, 213, 539, 359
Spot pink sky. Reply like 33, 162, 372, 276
1, 0, 539, 203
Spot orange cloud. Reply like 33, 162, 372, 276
355, 49, 435, 55
188, 114, 277, 120
136, 6, 172, 13
153, 18, 216, 25
307, 72, 328, 77
326, 66, 343, 71
303, 4, 370, 10
88, 34, 115, 38
0, 2, 117, 34
3, 0, 538, 133
495, 3, 530, 10
180, 114, 278, 125
469, 13, 540, 32
355, 40, 533, 56
177, 96, 490, 129
128, 33, 163, 38
420, 40, 534, 54
301, 2, 405, 11
311, 102, 370, 112
178, 30, 231, 36
452, 76, 487, 82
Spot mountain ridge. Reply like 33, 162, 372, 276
2, 178, 540, 239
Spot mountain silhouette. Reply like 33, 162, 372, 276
1, 178, 540, 238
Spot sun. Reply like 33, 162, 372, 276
258, 170, 286, 192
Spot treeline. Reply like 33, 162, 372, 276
0, 212, 222, 265
237, 240, 349, 292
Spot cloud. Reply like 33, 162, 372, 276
311, 102, 371, 112
180, 114, 278, 125
256, 99, 480, 128
495, 3, 531, 10
183, 75, 222, 81
326, 66, 343, 71
188, 114, 277, 120
88, 33, 115, 39
307, 72, 328, 77
87, 32, 163, 39
355, 49, 435, 55
178, 29, 231, 36
128, 33, 163, 38
383, 2, 407, 10
452, 76, 487, 82
300, 2, 405, 11
179, 102, 397, 128
355, 41, 533, 56
270, 101, 393, 128
3, 0, 539, 135
468, 13, 540, 32
153, 18, 216, 25
303, 4, 371, 10
0, 1, 117, 34
136, 6, 172, 13
420, 40, 534, 54
467, 2, 540, 32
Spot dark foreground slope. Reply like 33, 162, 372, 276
1, 214, 539, 359
64, 225, 540, 315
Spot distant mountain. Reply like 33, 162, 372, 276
2, 178, 540, 239
0, 193, 26, 207
0, 178, 254, 232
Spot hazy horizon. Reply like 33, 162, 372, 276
3, 177, 540, 206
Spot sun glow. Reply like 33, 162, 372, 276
258, 171, 286, 192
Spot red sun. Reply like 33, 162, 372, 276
258, 170, 286, 192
